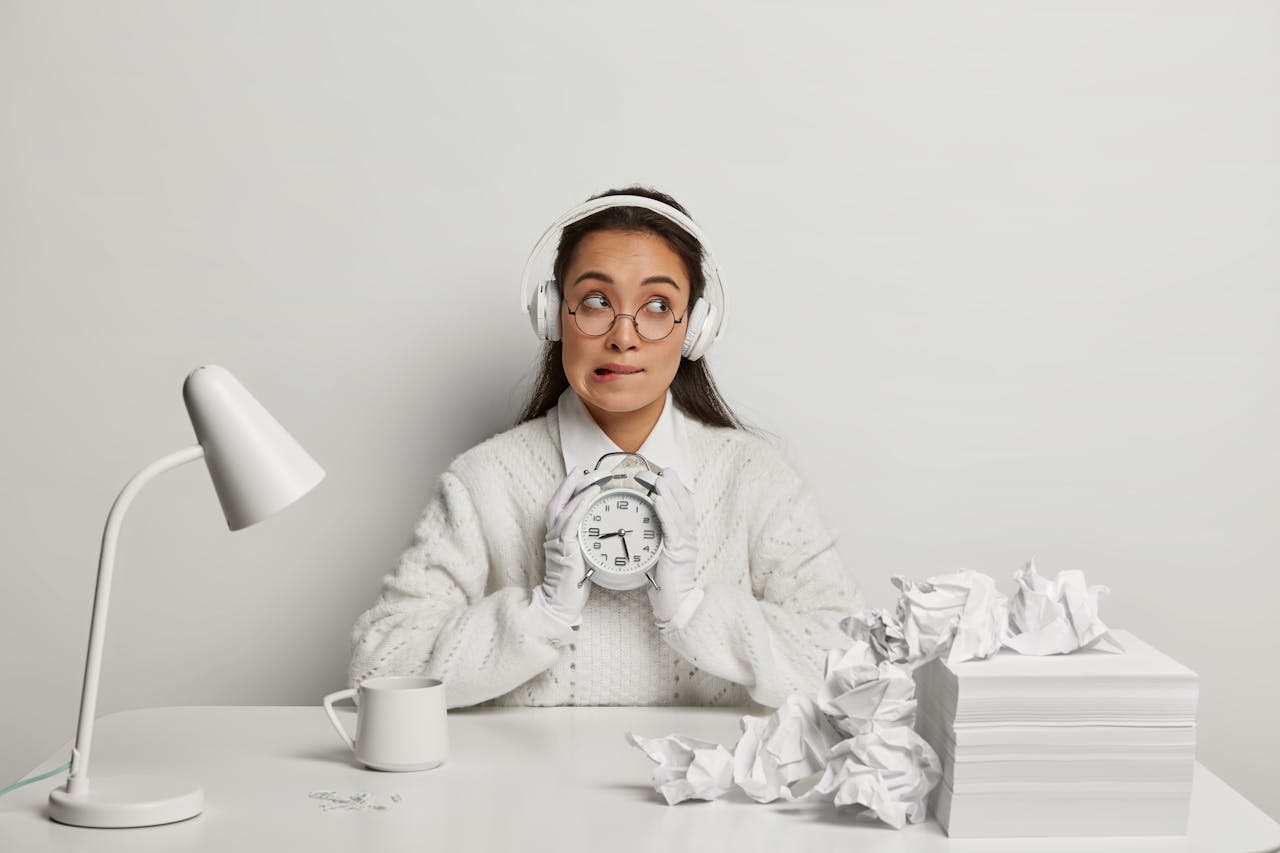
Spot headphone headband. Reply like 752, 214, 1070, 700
518, 194, 728, 343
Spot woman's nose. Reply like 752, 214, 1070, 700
604, 313, 641, 348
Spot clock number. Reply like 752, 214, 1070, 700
632, 555, 641, 563
588, 527, 600, 536
593, 542, 601, 550
642, 516, 649, 523
614, 557, 627, 567
643, 530, 655, 540
592, 515, 601, 522
617, 500, 629, 510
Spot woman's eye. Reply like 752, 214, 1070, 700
582, 294, 609, 309
643, 300, 671, 314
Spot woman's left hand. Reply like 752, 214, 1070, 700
647, 467, 704, 629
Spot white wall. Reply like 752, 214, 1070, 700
3, 0, 1277, 821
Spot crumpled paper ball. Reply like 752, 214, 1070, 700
732, 694, 842, 803
623, 732, 734, 805
1004, 559, 1124, 655
839, 608, 909, 664
816, 641, 917, 737
892, 569, 1008, 664
807, 724, 943, 829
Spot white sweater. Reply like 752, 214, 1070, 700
348, 405, 865, 709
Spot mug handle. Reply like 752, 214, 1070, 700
322, 688, 358, 752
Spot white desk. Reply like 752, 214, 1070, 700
2, 706, 1277, 853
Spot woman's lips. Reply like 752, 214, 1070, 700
591, 368, 643, 383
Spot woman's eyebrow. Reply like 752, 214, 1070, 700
572, 271, 681, 291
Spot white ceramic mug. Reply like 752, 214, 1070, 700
322, 676, 448, 771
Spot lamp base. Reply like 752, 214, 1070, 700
48, 774, 203, 828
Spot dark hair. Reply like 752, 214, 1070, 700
516, 185, 759, 435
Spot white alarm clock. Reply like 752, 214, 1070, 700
575, 451, 665, 592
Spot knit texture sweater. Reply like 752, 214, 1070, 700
348, 406, 865, 709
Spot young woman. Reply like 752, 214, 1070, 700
348, 186, 864, 709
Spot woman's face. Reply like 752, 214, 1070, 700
560, 229, 690, 419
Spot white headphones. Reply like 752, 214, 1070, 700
518, 194, 728, 362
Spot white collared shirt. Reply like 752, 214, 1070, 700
555, 386, 693, 483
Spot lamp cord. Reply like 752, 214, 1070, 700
0, 761, 70, 798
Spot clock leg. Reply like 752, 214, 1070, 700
644, 571, 660, 591
577, 567, 595, 588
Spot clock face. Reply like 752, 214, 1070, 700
577, 487, 664, 579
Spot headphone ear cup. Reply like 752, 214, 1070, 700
527, 278, 562, 342
527, 279, 546, 340
681, 297, 715, 361
544, 279, 562, 342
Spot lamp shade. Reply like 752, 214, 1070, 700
182, 365, 325, 530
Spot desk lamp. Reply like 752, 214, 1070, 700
47, 365, 325, 828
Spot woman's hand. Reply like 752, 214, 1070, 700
533, 467, 608, 629
648, 467, 704, 629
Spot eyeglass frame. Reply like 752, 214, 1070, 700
562, 294, 688, 342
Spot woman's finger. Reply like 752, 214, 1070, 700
655, 469, 695, 519
551, 479, 604, 538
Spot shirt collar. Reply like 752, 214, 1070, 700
556, 386, 693, 482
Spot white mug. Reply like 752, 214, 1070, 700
322, 676, 448, 772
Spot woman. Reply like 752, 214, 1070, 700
349, 186, 864, 709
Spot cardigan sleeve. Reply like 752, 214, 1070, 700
348, 467, 575, 708
657, 445, 864, 708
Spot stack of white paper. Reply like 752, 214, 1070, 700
914, 629, 1198, 838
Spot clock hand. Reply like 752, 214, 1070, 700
620, 536, 630, 560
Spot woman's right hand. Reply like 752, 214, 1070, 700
532, 466, 609, 629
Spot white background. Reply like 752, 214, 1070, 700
2, 0, 1276, 820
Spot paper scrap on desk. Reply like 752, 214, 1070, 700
732, 694, 842, 803
1004, 560, 1124, 655
839, 608, 909, 664
308, 790, 401, 813
806, 725, 942, 829
624, 732, 734, 805
817, 641, 918, 736
892, 570, 1007, 664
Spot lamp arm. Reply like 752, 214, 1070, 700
63, 444, 205, 796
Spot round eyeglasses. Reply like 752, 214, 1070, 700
564, 294, 686, 342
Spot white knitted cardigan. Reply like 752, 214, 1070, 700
348, 406, 865, 709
